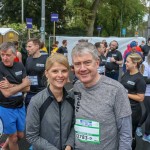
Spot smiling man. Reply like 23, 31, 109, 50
72, 42, 132, 150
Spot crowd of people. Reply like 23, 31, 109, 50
0, 37, 149, 150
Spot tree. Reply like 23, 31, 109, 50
1, 0, 67, 35
67, 0, 101, 36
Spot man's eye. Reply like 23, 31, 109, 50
84, 61, 91, 65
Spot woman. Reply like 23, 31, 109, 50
120, 53, 146, 150
136, 51, 150, 142
26, 53, 74, 150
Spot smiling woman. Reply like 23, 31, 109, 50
26, 53, 75, 150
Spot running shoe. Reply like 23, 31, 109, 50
136, 127, 143, 137
142, 134, 150, 143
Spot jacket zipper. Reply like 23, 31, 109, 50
59, 102, 62, 150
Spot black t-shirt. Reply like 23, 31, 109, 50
98, 55, 107, 74
105, 50, 122, 72
120, 71, 146, 105
57, 46, 68, 55
25, 55, 48, 93
0, 62, 27, 108
141, 45, 150, 57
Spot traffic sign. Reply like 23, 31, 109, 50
122, 28, 126, 36
26, 18, 32, 29
97, 26, 102, 31
51, 13, 59, 22
40, 27, 44, 32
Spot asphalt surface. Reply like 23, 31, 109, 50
0, 71, 150, 150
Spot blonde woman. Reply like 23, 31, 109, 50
120, 53, 146, 150
26, 53, 74, 150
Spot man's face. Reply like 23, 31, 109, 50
110, 41, 118, 51
131, 46, 137, 52
0, 49, 15, 67
64, 41, 67, 47
73, 53, 99, 87
26, 41, 39, 56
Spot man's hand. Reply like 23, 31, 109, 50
110, 57, 116, 63
65, 145, 72, 150
0, 77, 13, 89
22, 76, 31, 87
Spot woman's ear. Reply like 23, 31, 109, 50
45, 70, 48, 78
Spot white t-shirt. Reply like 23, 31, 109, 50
143, 61, 150, 96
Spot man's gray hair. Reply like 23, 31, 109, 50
71, 42, 99, 60
0, 42, 16, 54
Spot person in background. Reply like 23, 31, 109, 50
95, 42, 106, 75
120, 53, 146, 150
40, 41, 48, 56
25, 38, 48, 109
51, 44, 59, 55
136, 51, 150, 143
0, 42, 30, 150
26, 53, 74, 150
72, 42, 132, 150
123, 41, 143, 73
57, 40, 68, 56
13, 41, 22, 63
123, 44, 131, 59
139, 40, 145, 49
55, 41, 59, 47
141, 38, 150, 61
20, 42, 28, 66
101, 40, 108, 53
105, 40, 123, 80
135, 41, 142, 53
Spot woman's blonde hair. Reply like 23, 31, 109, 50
45, 53, 69, 71
127, 53, 143, 68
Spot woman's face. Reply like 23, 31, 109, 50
125, 57, 136, 71
45, 62, 69, 90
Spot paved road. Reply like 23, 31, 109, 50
0, 71, 150, 150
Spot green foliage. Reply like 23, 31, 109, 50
1, 23, 39, 42
0, 0, 147, 37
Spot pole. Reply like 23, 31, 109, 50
53, 21, 56, 44
120, 0, 123, 37
41, 0, 45, 42
28, 29, 30, 39
21, 0, 24, 24
148, 0, 150, 39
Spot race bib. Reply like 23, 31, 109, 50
75, 118, 100, 144
29, 76, 38, 85
106, 57, 111, 62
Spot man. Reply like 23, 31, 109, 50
141, 38, 150, 60
123, 41, 143, 73
57, 40, 68, 56
25, 38, 48, 108
105, 40, 123, 80
71, 42, 132, 150
0, 42, 30, 150
13, 41, 22, 63
94, 42, 106, 75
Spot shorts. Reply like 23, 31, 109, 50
0, 106, 26, 134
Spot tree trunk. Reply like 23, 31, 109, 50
85, 0, 100, 36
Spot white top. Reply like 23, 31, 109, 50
143, 61, 150, 96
